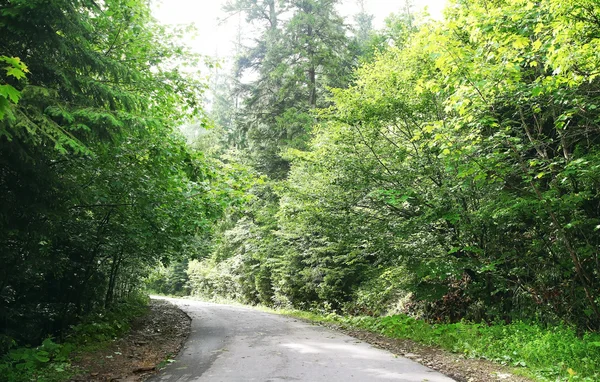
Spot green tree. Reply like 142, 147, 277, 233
0, 0, 217, 349
226, 0, 353, 178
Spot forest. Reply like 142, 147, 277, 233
0, 0, 231, 352
155, 0, 600, 332
2, 0, 600, 380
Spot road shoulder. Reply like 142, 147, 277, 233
311, 322, 533, 382
70, 299, 191, 381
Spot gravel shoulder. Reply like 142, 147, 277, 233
315, 322, 535, 382
70, 299, 191, 382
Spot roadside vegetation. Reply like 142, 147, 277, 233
148, 0, 600, 381
0, 295, 148, 382
4, 0, 600, 381
280, 310, 600, 381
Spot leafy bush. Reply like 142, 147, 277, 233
145, 261, 190, 297
0, 339, 72, 382
0, 294, 148, 382
68, 294, 149, 347
186, 258, 245, 301
343, 266, 414, 316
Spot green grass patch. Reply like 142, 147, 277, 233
274, 309, 600, 382
0, 294, 149, 382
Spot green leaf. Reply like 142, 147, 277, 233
35, 351, 50, 363
531, 86, 543, 97
5, 67, 26, 79
1, 56, 28, 72
0, 84, 21, 103
0, 96, 9, 120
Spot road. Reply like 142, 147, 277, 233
148, 297, 455, 382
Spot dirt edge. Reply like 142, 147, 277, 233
70, 299, 191, 382
309, 320, 534, 382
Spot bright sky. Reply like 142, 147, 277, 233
152, 0, 448, 60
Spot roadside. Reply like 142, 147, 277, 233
147, 297, 457, 382
257, 308, 534, 382
70, 299, 190, 382
321, 323, 531, 382
82, 294, 592, 382
148, 295, 534, 382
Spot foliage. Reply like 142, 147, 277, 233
0, 0, 220, 351
0, 294, 148, 382
187, 257, 244, 301
0, 55, 28, 121
67, 294, 149, 347
0, 338, 72, 382
146, 261, 191, 297
193, 0, 600, 334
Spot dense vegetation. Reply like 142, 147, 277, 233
4, 0, 600, 380
0, 295, 148, 381
155, 0, 600, 336
0, 0, 228, 361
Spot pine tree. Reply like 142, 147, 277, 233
225, 0, 353, 178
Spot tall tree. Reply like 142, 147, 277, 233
226, 0, 353, 178
0, 0, 218, 348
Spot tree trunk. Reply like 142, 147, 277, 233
104, 250, 123, 308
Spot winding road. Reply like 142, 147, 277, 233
149, 297, 455, 382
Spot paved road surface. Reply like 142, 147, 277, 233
149, 297, 455, 382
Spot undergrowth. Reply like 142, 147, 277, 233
276, 309, 600, 382
0, 294, 149, 382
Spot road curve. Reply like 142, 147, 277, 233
148, 297, 455, 382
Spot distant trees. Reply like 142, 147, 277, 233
224, 0, 355, 178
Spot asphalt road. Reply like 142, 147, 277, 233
148, 297, 456, 382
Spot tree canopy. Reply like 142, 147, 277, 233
185, 0, 600, 332
0, 0, 224, 350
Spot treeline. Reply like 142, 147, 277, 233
154, 0, 600, 331
0, 0, 226, 352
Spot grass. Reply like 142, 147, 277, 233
0, 294, 149, 382
271, 309, 600, 382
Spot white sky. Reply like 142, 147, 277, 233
152, 0, 448, 61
